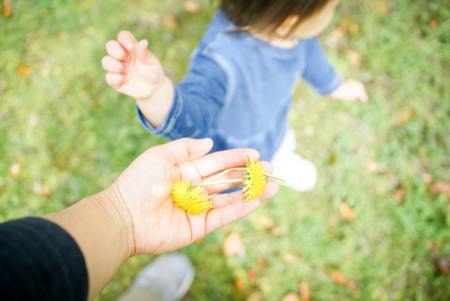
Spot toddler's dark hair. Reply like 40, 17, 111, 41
220, 0, 332, 34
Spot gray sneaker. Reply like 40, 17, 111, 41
131, 253, 195, 301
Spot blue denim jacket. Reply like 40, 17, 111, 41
138, 11, 341, 160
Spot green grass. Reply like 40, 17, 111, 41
1, 0, 449, 300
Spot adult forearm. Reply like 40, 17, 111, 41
136, 77, 174, 128
45, 185, 134, 300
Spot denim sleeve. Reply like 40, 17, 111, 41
303, 38, 342, 95
137, 53, 228, 139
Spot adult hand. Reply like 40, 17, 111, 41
115, 138, 278, 255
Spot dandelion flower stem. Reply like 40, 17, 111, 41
265, 174, 287, 185
195, 178, 243, 187
206, 167, 246, 182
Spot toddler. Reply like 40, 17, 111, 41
101, 0, 368, 191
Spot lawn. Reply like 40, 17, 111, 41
1, 0, 449, 300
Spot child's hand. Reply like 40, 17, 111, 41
330, 79, 368, 103
102, 31, 166, 100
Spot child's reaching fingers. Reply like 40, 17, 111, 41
105, 40, 128, 62
117, 31, 137, 52
105, 73, 125, 88
101, 56, 125, 73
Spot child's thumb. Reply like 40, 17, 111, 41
136, 40, 151, 65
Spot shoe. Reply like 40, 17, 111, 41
272, 152, 317, 191
272, 129, 317, 191
131, 253, 195, 301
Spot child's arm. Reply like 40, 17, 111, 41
102, 31, 174, 127
102, 31, 228, 138
303, 38, 368, 102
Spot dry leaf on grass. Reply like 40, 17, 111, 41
282, 292, 300, 301
184, 0, 200, 13
162, 14, 178, 30
432, 182, 450, 199
392, 188, 406, 204
33, 182, 52, 197
346, 49, 362, 68
17, 64, 32, 76
374, 1, 390, 15
394, 110, 414, 126
329, 270, 347, 285
223, 232, 245, 257
247, 268, 257, 282
2, 0, 12, 18
329, 270, 358, 290
9, 163, 21, 179
339, 202, 355, 222
234, 274, 247, 292
246, 292, 261, 301
299, 281, 310, 301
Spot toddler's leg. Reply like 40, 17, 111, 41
272, 129, 317, 191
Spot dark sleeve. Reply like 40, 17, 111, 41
0, 217, 88, 301
302, 37, 342, 95
137, 52, 229, 139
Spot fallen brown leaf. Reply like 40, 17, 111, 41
247, 268, 257, 282
432, 182, 450, 199
17, 64, 32, 76
256, 258, 268, 269
271, 226, 282, 236
346, 48, 362, 68
223, 232, 245, 257
299, 281, 311, 301
33, 182, 52, 197
346, 279, 358, 291
184, 0, 200, 13
260, 215, 275, 229
429, 19, 437, 29
282, 292, 300, 301
367, 161, 387, 174
329, 270, 347, 285
339, 202, 355, 222
246, 292, 261, 301
9, 163, 21, 179
392, 188, 406, 204
283, 252, 299, 264
2, 0, 12, 18
374, 1, 390, 15
234, 274, 247, 292
435, 257, 449, 275
394, 110, 414, 126
162, 14, 178, 30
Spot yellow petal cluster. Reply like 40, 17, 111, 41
243, 158, 267, 201
171, 180, 213, 215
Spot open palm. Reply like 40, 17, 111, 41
115, 138, 278, 255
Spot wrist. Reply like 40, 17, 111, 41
95, 184, 135, 257
134, 77, 175, 128
45, 185, 135, 299
135, 75, 172, 104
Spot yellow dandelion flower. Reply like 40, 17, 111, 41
243, 158, 267, 201
171, 180, 213, 215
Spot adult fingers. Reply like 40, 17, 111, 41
153, 138, 214, 166
101, 56, 125, 73
190, 148, 259, 179
200, 160, 273, 194
211, 178, 279, 208
205, 199, 261, 234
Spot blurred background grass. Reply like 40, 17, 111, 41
1, 0, 449, 300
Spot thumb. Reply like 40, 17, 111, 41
136, 39, 151, 65
134, 39, 161, 81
